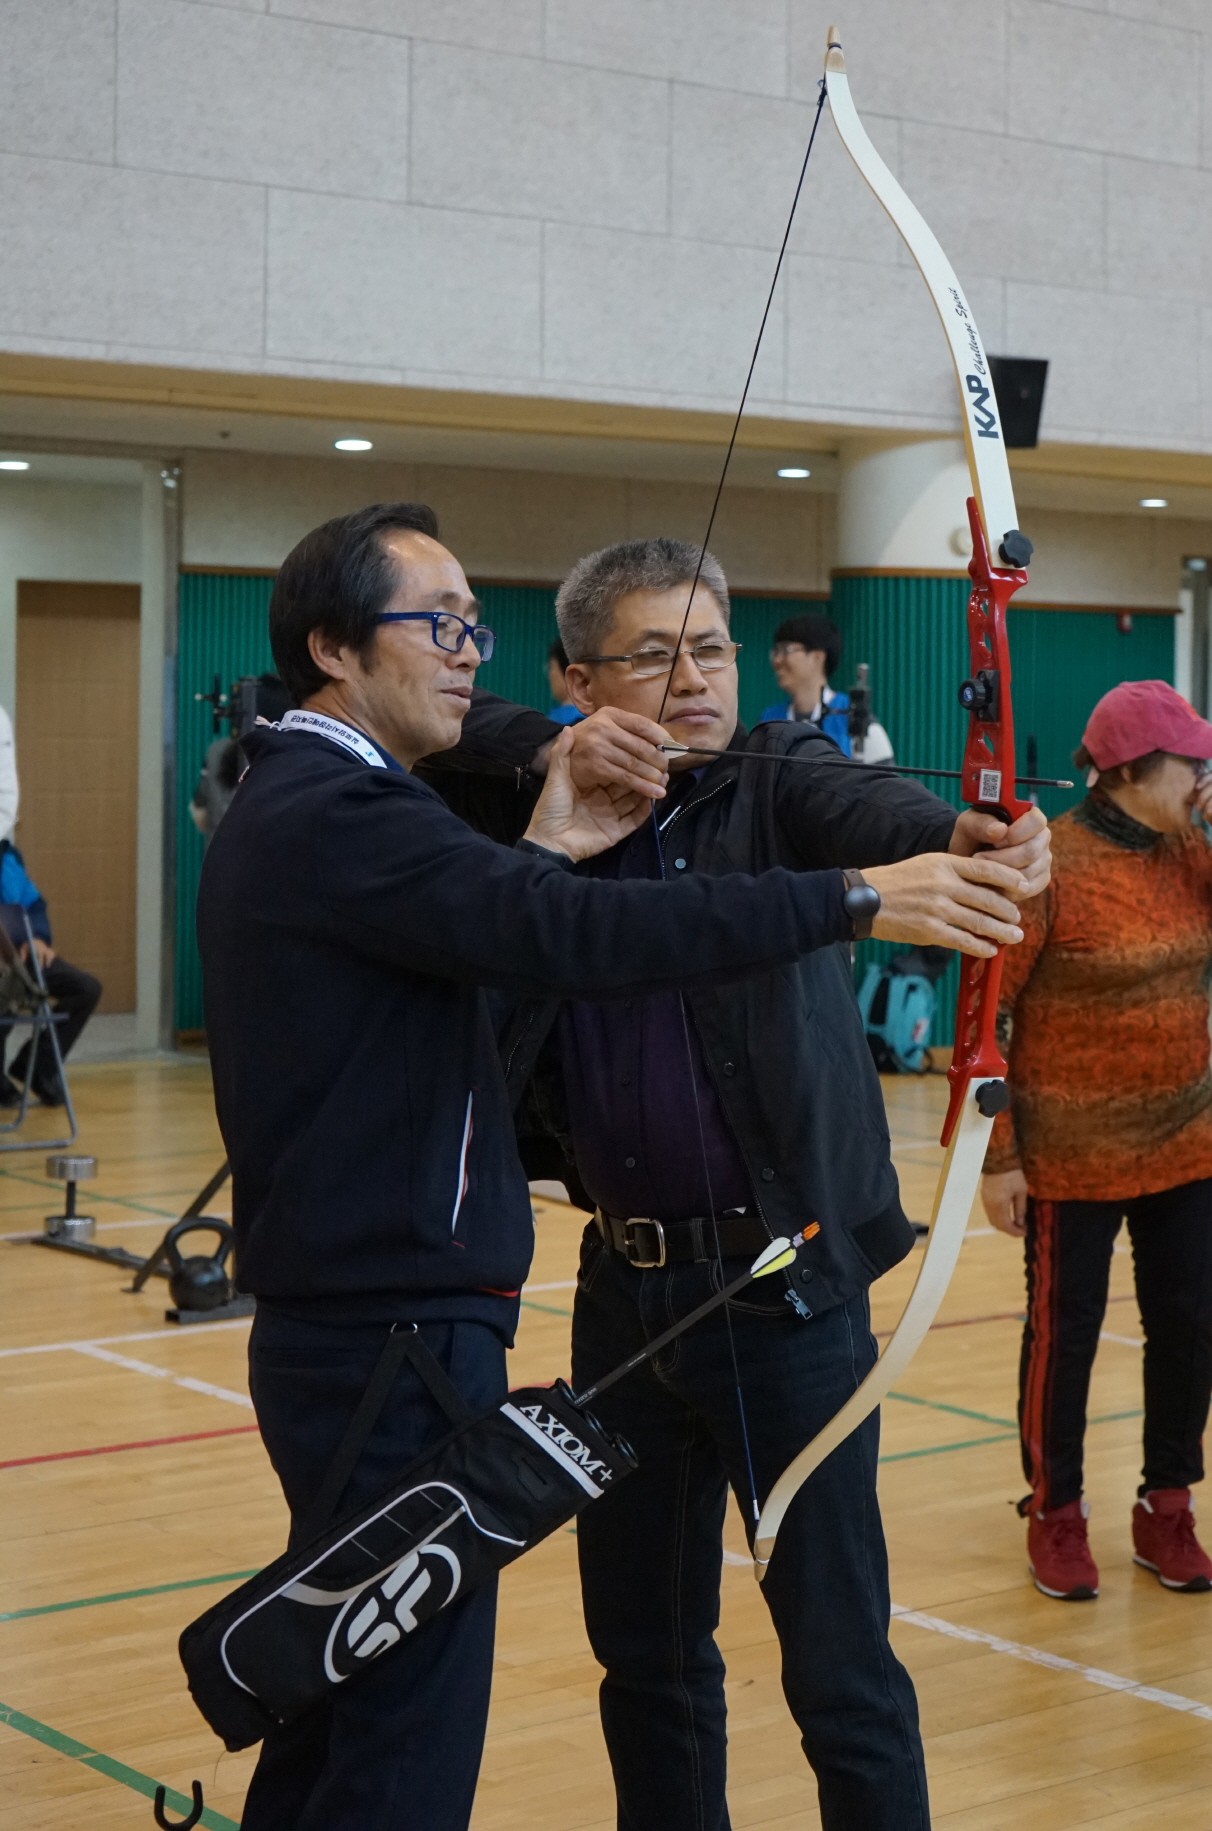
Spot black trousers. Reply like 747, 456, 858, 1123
1020, 1179, 1212, 1510
572, 1229, 929, 1831
242, 1310, 507, 1831
5, 954, 101, 1073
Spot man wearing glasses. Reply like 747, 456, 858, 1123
199, 504, 1032, 1831
431, 534, 1051, 1831
761, 609, 896, 764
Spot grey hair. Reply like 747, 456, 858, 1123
555, 538, 730, 662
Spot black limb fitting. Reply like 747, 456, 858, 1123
998, 528, 1034, 568
958, 669, 1000, 720
974, 1080, 1011, 1118
841, 869, 881, 942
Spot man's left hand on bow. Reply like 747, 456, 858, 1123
949, 803, 1050, 903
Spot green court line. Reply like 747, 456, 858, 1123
880, 1432, 1017, 1463
0, 1698, 239, 1829
519, 1297, 575, 1318
887, 1390, 1015, 1428
0, 1569, 259, 1623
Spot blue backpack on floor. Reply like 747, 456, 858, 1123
857, 957, 936, 1074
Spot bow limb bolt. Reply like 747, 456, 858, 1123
750, 27, 1034, 1582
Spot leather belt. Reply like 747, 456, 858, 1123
594, 1207, 771, 1269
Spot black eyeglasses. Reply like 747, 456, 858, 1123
377, 611, 495, 661
581, 638, 741, 680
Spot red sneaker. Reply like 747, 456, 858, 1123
1026, 1497, 1099, 1599
1132, 1490, 1212, 1592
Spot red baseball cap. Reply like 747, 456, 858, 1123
1081, 680, 1212, 771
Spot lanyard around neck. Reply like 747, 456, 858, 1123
278, 709, 387, 770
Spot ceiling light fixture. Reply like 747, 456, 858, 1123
1139, 497, 1168, 509
0, 459, 30, 471
334, 437, 373, 453
776, 466, 811, 479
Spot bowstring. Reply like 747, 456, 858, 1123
653, 75, 829, 731
647, 79, 830, 1535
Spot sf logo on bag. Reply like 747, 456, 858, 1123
324, 1543, 462, 1682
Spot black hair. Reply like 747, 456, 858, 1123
548, 638, 569, 668
772, 611, 842, 678
269, 502, 441, 704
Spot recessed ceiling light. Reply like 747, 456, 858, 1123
777, 466, 811, 479
0, 459, 30, 471
1189, 558, 1208, 572
334, 437, 373, 453
1140, 497, 1168, 509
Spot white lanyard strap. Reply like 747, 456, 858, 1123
278, 710, 386, 769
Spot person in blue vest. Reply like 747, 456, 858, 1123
759, 611, 894, 764
0, 841, 101, 1106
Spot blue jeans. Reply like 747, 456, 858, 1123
572, 1228, 929, 1831
242, 1311, 507, 1831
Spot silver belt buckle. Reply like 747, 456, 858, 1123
623, 1217, 666, 1269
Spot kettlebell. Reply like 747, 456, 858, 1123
163, 1219, 236, 1312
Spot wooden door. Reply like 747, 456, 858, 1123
15, 581, 141, 1013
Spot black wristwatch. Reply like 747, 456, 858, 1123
841, 868, 881, 941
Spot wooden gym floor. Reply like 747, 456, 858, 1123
1, 1057, 1210, 1829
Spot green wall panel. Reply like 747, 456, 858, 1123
469, 583, 558, 711
175, 574, 276, 1031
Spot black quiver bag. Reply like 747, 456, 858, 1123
179, 1329, 636, 1751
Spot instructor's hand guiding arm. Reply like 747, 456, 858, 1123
861, 853, 1027, 957
522, 728, 652, 861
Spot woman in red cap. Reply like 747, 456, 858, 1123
983, 679, 1212, 1601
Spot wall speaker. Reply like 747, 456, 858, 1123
988, 356, 1049, 449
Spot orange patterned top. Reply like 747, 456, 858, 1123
984, 796, 1212, 1200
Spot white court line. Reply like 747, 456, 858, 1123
890, 1603, 1212, 1721
721, 1548, 752, 1567
69, 1342, 253, 1409
1101, 1330, 1144, 1348
525, 1280, 576, 1293
0, 1319, 252, 1360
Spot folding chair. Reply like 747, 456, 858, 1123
0, 911, 78, 1154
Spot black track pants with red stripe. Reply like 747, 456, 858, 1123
1019, 1178, 1212, 1510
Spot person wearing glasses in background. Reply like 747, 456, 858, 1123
982, 681, 1212, 1604
419, 535, 1052, 1831
197, 504, 1029, 1831
760, 609, 895, 764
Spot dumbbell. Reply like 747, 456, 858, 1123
44, 1154, 97, 1243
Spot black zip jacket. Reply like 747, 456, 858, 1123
423, 693, 960, 1316
196, 724, 857, 1332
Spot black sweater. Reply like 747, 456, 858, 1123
197, 724, 854, 1335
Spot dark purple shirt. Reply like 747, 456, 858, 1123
558, 780, 754, 1220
